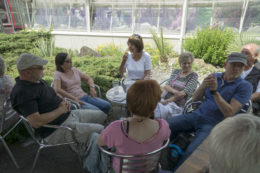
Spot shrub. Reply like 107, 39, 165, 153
183, 27, 235, 67
151, 28, 174, 63
96, 43, 124, 57
228, 32, 260, 53
0, 30, 52, 58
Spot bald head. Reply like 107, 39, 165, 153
241, 43, 260, 69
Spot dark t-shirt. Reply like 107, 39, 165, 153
11, 77, 70, 138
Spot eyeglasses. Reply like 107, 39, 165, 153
64, 59, 72, 63
134, 34, 141, 38
28, 66, 44, 70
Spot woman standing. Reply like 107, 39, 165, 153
154, 52, 198, 119
119, 34, 152, 91
53, 53, 111, 114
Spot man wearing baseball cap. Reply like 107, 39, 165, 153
167, 52, 253, 171
241, 43, 260, 115
11, 53, 107, 153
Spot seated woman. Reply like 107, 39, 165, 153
154, 52, 198, 119
119, 34, 152, 91
97, 80, 170, 172
83, 80, 170, 173
0, 56, 14, 116
53, 52, 111, 114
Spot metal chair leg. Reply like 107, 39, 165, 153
0, 137, 20, 169
30, 145, 44, 173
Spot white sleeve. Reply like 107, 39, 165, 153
256, 80, 260, 93
144, 52, 152, 70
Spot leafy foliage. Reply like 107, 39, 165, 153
228, 32, 260, 53
183, 27, 235, 67
96, 43, 124, 57
0, 30, 52, 58
151, 28, 174, 63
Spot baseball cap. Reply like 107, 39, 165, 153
227, 52, 247, 66
16, 53, 48, 70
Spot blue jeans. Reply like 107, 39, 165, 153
79, 95, 111, 114
166, 113, 215, 172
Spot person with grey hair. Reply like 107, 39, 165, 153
207, 113, 260, 173
167, 52, 253, 171
10, 53, 107, 153
241, 43, 260, 115
154, 52, 198, 119
0, 56, 14, 117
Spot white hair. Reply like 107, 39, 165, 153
208, 113, 260, 173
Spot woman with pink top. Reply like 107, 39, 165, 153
53, 52, 111, 114
83, 80, 170, 173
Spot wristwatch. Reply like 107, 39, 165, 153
210, 90, 218, 95
90, 85, 95, 88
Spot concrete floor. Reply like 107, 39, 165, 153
0, 104, 126, 173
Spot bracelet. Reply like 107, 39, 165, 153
90, 85, 95, 88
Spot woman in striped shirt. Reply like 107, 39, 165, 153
154, 52, 198, 119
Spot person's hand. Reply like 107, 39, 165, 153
90, 88, 97, 98
204, 73, 217, 91
78, 100, 87, 106
175, 91, 186, 99
59, 99, 71, 114
122, 52, 128, 62
161, 100, 169, 105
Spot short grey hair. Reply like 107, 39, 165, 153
0, 56, 5, 76
208, 113, 260, 173
178, 52, 194, 64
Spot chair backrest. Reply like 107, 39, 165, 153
99, 139, 169, 173
0, 98, 20, 133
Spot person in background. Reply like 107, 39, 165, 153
207, 113, 260, 173
11, 53, 107, 153
241, 43, 260, 115
154, 52, 198, 119
119, 34, 152, 91
167, 52, 252, 171
0, 56, 14, 117
53, 52, 111, 114
83, 80, 170, 173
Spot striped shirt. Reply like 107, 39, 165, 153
164, 69, 198, 106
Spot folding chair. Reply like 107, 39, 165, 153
0, 97, 22, 169
99, 139, 169, 173
20, 115, 80, 173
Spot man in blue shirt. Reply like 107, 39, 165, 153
167, 52, 253, 171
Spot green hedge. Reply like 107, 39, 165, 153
183, 27, 235, 67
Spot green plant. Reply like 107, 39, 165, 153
228, 32, 260, 53
183, 27, 235, 67
151, 28, 174, 63
96, 43, 124, 57
34, 37, 55, 57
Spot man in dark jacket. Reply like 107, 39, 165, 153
241, 43, 260, 115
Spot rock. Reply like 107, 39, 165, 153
78, 46, 101, 57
